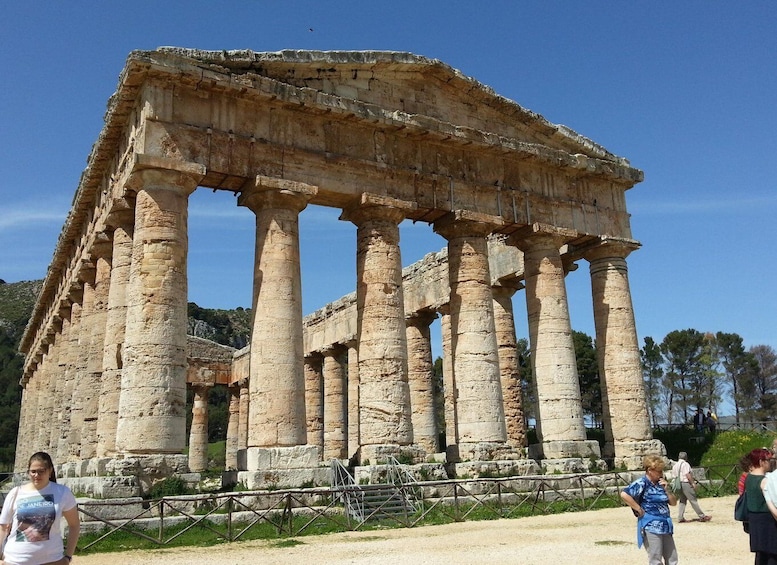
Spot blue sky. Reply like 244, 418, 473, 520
1, 2, 775, 367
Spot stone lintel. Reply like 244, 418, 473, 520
254, 175, 318, 198
246, 445, 321, 471
132, 153, 207, 179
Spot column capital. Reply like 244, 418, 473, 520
126, 154, 206, 196
508, 222, 578, 252
581, 236, 641, 262
90, 231, 113, 260
406, 309, 438, 328
105, 197, 135, 229
340, 193, 416, 226
238, 176, 318, 213
433, 210, 503, 240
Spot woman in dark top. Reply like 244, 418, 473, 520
743, 448, 777, 565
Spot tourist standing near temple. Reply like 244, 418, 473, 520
0, 452, 80, 565
621, 454, 678, 565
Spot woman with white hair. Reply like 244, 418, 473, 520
671, 451, 711, 523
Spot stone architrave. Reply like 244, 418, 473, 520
97, 206, 134, 457
341, 194, 415, 463
225, 385, 240, 471
512, 224, 597, 461
434, 211, 507, 458
585, 238, 657, 468
188, 384, 211, 472
304, 354, 324, 456
492, 284, 528, 450
322, 346, 348, 460
115, 157, 205, 455
238, 176, 317, 466
406, 310, 439, 454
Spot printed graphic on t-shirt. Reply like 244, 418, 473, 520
14, 494, 55, 542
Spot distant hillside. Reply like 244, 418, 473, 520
0, 278, 250, 468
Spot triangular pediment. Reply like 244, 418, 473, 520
145, 48, 628, 166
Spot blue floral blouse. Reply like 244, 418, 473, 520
624, 475, 673, 543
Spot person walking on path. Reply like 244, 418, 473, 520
621, 454, 679, 565
0, 451, 80, 565
672, 451, 712, 523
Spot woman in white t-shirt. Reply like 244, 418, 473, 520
0, 452, 79, 565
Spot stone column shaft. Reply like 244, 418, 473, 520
347, 344, 360, 459
323, 347, 348, 460
70, 272, 96, 461
406, 311, 439, 454
434, 212, 507, 455
98, 212, 134, 457
238, 178, 316, 452
440, 307, 457, 450
81, 243, 112, 459
304, 355, 324, 456
188, 385, 210, 472
587, 240, 655, 467
513, 226, 596, 461
225, 385, 241, 471
116, 160, 204, 455
342, 195, 415, 461
58, 297, 81, 462
493, 285, 527, 449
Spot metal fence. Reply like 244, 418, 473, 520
75, 464, 740, 553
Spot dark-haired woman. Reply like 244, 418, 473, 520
0, 452, 79, 565
743, 448, 777, 565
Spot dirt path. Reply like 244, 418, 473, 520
73, 495, 751, 564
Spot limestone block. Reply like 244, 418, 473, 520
237, 467, 330, 490
529, 439, 601, 461
246, 445, 321, 470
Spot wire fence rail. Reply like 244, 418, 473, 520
74, 463, 740, 552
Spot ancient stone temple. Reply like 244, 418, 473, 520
17, 48, 663, 491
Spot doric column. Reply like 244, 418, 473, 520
50, 306, 71, 452
322, 346, 348, 460
69, 264, 96, 461
238, 176, 317, 461
238, 380, 249, 454
406, 310, 439, 454
188, 384, 211, 472
585, 238, 661, 469
492, 284, 528, 449
439, 305, 457, 453
57, 293, 81, 462
116, 157, 204, 455
304, 354, 324, 457
434, 211, 507, 459
225, 385, 241, 471
346, 343, 360, 459
81, 235, 112, 459
36, 343, 56, 453
341, 194, 415, 463
511, 224, 599, 462
98, 205, 134, 457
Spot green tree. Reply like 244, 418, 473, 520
660, 329, 706, 424
749, 345, 777, 421
515, 338, 534, 426
716, 332, 759, 423
640, 336, 664, 427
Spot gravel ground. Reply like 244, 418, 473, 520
72, 495, 751, 564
